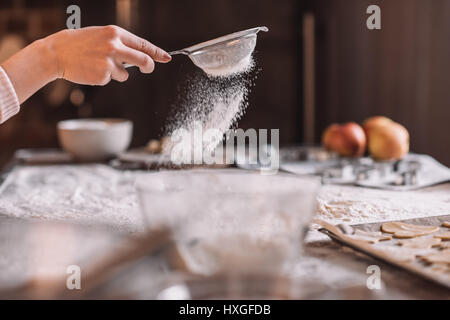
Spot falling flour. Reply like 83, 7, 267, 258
202, 55, 255, 78
164, 56, 256, 161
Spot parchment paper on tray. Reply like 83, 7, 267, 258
355, 154, 450, 191
316, 215, 450, 290
281, 153, 450, 191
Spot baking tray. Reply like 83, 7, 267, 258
317, 215, 450, 290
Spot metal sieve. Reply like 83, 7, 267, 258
125, 26, 268, 74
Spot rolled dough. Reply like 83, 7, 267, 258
381, 222, 439, 239
347, 230, 392, 244
398, 237, 441, 249
434, 232, 450, 241
419, 250, 450, 264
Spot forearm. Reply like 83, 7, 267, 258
1, 37, 59, 104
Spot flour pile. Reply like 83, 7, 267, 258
164, 56, 256, 162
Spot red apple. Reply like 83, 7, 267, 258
368, 122, 409, 160
322, 122, 367, 157
322, 124, 340, 149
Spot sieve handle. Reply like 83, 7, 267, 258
123, 50, 187, 68
168, 50, 189, 56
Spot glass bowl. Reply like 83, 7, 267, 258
136, 170, 320, 275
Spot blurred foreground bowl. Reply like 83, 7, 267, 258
136, 170, 320, 276
57, 118, 132, 162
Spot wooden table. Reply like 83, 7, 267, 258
0, 164, 449, 299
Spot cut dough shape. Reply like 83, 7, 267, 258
381, 222, 439, 239
354, 230, 386, 238
419, 250, 450, 264
442, 221, 450, 228
429, 264, 450, 275
438, 242, 450, 250
398, 237, 441, 249
371, 245, 423, 263
347, 230, 392, 244
434, 231, 450, 241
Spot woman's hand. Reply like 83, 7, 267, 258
1, 25, 171, 104
49, 25, 171, 85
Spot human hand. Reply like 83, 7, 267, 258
2, 25, 170, 104
47, 25, 171, 85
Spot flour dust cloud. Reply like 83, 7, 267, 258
164, 56, 257, 161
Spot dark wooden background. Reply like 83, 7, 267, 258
0, 0, 449, 166
312, 0, 450, 166
0, 0, 303, 167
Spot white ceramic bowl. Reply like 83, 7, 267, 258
57, 118, 133, 162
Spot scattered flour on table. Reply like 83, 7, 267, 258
315, 184, 450, 225
0, 165, 146, 233
306, 183, 450, 243
2, 165, 449, 245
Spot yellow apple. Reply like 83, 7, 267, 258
362, 116, 393, 138
368, 122, 409, 160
